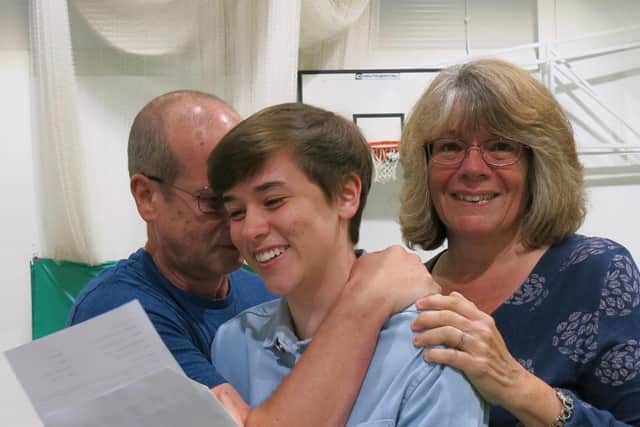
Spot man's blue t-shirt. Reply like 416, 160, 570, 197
67, 248, 275, 388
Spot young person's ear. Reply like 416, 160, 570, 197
336, 173, 362, 220
130, 174, 161, 221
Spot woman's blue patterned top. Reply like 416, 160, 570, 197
428, 234, 640, 426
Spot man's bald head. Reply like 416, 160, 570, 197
127, 90, 240, 185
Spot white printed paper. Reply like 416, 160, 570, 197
4, 301, 237, 427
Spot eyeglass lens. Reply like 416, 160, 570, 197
427, 138, 522, 166
196, 195, 224, 214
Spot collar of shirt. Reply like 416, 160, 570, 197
262, 298, 312, 356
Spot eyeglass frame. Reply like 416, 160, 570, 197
424, 136, 527, 167
144, 174, 225, 215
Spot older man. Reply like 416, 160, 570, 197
68, 90, 437, 426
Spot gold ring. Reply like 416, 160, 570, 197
456, 331, 467, 351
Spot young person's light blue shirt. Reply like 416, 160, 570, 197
212, 298, 489, 426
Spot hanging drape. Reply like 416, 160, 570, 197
31, 0, 97, 263
299, 0, 373, 69
70, 0, 301, 115
29, 0, 366, 264
300, 0, 369, 48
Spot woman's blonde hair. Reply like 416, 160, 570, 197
399, 58, 585, 250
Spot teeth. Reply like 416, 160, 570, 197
455, 193, 494, 202
255, 247, 285, 263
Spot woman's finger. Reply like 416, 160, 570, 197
411, 303, 475, 331
416, 292, 484, 321
412, 323, 474, 352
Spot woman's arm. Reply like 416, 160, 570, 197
411, 291, 640, 426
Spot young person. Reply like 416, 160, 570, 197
208, 102, 488, 426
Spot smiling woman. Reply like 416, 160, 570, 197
426, 126, 529, 246
401, 58, 640, 427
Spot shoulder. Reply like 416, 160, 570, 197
212, 299, 281, 361
397, 353, 487, 424
383, 305, 420, 335
68, 249, 174, 324
537, 234, 637, 288
383, 308, 468, 383
228, 267, 275, 304
228, 267, 263, 287
383, 307, 485, 396
532, 234, 639, 307
552, 235, 638, 293
217, 299, 281, 337
556, 234, 634, 271
374, 306, 433, 372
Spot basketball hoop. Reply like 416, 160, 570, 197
369, 140, 400, 183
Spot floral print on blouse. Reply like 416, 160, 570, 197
427, 234, 640, 426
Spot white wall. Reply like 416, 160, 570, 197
356, 0, 640, 262
0, 1, 43, 425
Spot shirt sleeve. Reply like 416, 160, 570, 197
397, 365, 489, 427
562, 389, 638, 427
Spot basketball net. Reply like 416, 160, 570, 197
369, 140, 400, 183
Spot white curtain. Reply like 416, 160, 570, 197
221, 0, 301, 115
31, 0, 98, 263
29, 0, 366, 263
300, 0, 369, 48
71, 0, 301, 116
299, 0, 373, 69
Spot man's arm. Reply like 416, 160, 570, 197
221, 246, 439, 426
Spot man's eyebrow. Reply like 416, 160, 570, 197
222, 180, 286, 203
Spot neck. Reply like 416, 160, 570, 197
435, 229, 547, 313
144, 242, 229, 299
287, 241, 357, 340
443, 229, 526, 281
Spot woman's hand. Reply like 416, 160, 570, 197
412, 291, 564, 427
412, 291, 530, 405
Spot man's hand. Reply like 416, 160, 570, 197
348, 245, 441, 314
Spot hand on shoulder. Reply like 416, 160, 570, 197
349, 245, 441, 314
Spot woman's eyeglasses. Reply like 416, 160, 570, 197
425, 137, 525, 167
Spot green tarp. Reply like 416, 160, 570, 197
30, 258, 254, 339
31, 258, 114, 339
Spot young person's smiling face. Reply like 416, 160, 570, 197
222, 151, 350, 296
